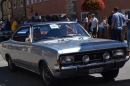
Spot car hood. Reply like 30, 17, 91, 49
36, 37, 127, 54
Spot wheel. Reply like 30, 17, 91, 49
40, 63, 58, 86
8, 57, 16, 72
101, 69, 119, 80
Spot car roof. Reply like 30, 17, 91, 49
18, 21, 77, 27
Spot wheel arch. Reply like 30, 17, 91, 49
38, 59, 54, 76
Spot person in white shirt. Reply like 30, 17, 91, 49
1, 20, 5, 30
122, 11, 128, 42
98, 17, 107, 38
91, 14, 98, 38
82, 14, 88, 31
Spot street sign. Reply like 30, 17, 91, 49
34, 12, 39, 20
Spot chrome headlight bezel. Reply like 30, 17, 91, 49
103, 52, 110, 60
112, 49, 124, 57
82, 55, 90, 63
60, 56, 74, 64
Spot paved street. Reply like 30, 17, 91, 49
0, 55, 130, 86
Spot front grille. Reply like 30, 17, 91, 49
59, 47, 126, 66
74, 50, 113, 63
74, 48, 126, 63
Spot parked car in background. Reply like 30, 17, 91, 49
0, 30, 14, 42
0, 22, 129, 86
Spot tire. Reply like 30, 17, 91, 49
8, 57, 16, 72
40, 63, 58, 86
101, 69, 119, 80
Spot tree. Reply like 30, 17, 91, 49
81, 0, 105, 12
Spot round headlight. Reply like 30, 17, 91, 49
82, 55, 90, 63
60, 56, 74, 64
112, 49, 124, 57
103, 52, 110, 60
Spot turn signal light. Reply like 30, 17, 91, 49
126, 51, 130, 56
57, 60, 60, 65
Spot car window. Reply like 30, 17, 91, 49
13, 27, 30, 42
33, 23, 89, 42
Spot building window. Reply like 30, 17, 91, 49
20, 0, 24, 7
13, 0, 16, 8
27, 0, 33, 5
35, 0, 41, 3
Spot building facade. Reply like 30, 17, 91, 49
26, 0, 66, 19
12, 0, 26, 20
0, 0, 26, 20
25, 0, 130, 22
1, 0, 12, 20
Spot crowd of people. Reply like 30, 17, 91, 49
82, 7, 130, 45
0, 15, 78, 31
1, 7, 130, 47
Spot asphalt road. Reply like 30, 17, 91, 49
0, 55, 130, 86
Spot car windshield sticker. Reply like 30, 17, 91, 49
50, 24, 59, 29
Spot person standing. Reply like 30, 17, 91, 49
108, 11, 114, 39
98, 17, 107, 38
1, 20, 6, 30
111, 7, 126, 41
122, 11, 128, 42
11, 18, 18, 31
82, 14, 88, 31
87, 15, 92, 35
91, 14, 98, 38
4, 19, 11, 30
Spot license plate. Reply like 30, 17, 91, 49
89, 67, 103, 73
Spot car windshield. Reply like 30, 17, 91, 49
33, 23, 89, 41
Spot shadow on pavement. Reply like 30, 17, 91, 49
0, 66, 130, 86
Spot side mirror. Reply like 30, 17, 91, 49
25, 38, 31, 43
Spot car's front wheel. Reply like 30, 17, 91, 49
101, 69, 119, 80
8, 57, 16, 72
40, 63, 58, 86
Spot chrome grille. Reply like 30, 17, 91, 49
74, 50, 113, 63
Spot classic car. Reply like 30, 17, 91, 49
0, 22, 129, 86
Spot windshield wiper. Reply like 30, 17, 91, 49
57, 35, 73, 38
41, 37, 56, 40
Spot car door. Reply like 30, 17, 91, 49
11, 26, 33, 69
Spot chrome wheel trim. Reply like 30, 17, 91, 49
42, 65, 51, 84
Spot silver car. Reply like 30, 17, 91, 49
0, 22, 129, 86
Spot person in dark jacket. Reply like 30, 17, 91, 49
108, 11, 114, 39
4, 19, 11, 30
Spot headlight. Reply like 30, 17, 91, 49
103, 52, 110, 60
60, 56, 74, 64
112, 49, 124, 57
82, 55, 90, 63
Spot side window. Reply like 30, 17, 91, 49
33, 25, 51, 41
13, 27, 30, 42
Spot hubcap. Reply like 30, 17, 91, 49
42, 65, 51, 84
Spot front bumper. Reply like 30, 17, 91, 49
53, 56, 129, 78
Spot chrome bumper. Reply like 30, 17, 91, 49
53, 56, 129, 78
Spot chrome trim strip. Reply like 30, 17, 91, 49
15, 64, 40, 74
61, 66, 77, 70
